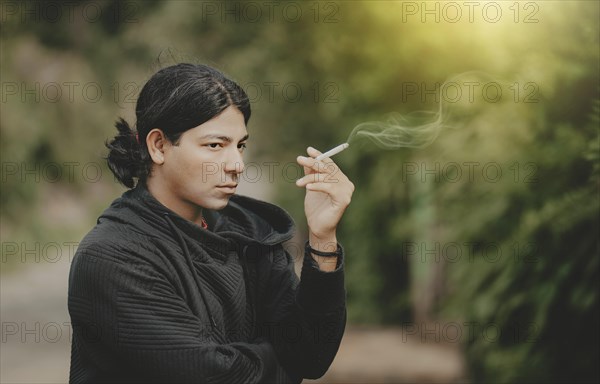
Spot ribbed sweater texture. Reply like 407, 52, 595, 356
68, 183, 347, 383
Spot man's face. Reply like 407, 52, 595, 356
158, 106, 248, 211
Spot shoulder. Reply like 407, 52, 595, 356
72, 219, 157, 270
69, 221, 166, 299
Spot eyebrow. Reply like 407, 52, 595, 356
199, 133, 249, 143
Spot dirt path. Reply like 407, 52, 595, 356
1, 257, 465, 383
1, 181, 465, 383
1, 257, 72, 383
308, 325, 466, 383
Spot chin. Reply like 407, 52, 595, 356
213, 203, 229, 210
203, 197, 232, 211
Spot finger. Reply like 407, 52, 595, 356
307, 182, 354, 208
305, 181, 334, 194
296, 155, 316, 175
295, 172, 339, 187
307, 146, 322, 158
297, 155, 339, 175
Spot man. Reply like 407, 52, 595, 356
68, 63, 354, 383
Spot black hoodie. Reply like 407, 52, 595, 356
68, 182, 346, 383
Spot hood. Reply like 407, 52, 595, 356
98, 182, 296, 334
98, 182, 296, 247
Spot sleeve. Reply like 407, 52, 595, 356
259, 243, 347, 380
68, 244, 279, 384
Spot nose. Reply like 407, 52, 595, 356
223, 147, 245, 176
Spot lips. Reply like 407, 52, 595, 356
217, 184, 238, 193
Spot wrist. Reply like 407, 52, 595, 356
308, 231, 337, 252
308, 232, 339, 272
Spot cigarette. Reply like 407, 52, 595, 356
315, 143, 350, 161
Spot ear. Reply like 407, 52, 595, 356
147, 128, 169, 165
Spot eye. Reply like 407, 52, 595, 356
238, 143, 247, 151
206, 143, 223, 149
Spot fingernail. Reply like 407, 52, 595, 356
307, 146, 315, 151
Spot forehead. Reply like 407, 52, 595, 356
187, 106, 248, 140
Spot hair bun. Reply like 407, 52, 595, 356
105, 118, 142, 188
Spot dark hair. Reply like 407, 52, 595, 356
105, 63, 251, 188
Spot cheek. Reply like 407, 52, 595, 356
197, 161, 227, 187
164, 151, 202, 185
175, 148, 208, 173
198, 160, 220, 181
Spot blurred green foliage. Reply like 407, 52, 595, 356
1, 1, 598, 382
